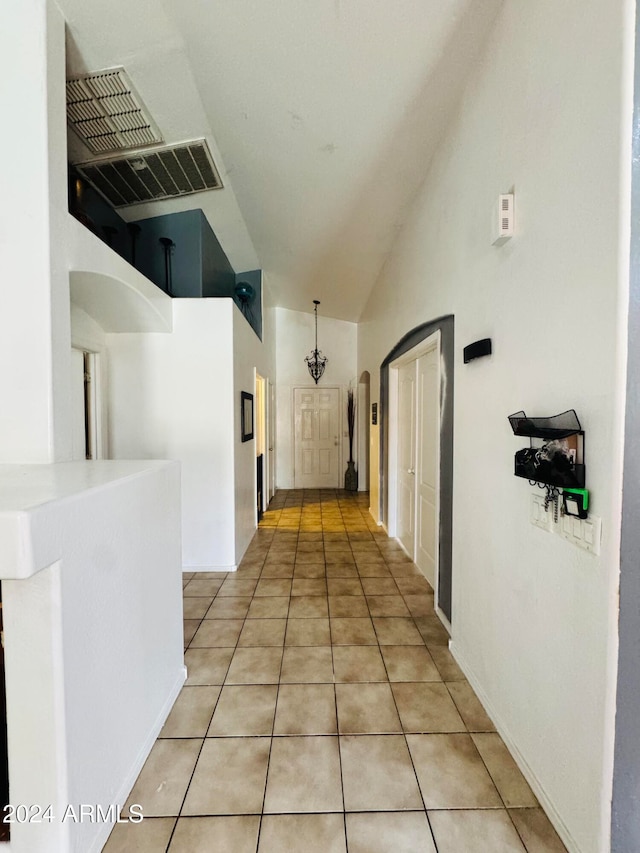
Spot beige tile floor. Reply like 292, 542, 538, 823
104, 490, 567, 852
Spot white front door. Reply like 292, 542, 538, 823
397, 362, 416, 555
294, 387, 340, 488
415, 348, 439, 588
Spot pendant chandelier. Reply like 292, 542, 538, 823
305, 299, 328, 384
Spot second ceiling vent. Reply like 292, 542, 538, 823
66, 67, 163, 155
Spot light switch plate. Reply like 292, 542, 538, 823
559, 514, 601, 555
530, 493, 553, 532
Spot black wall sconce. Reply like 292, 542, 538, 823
463, 338, 492, 363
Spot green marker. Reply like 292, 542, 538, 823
563, 488, 589, 519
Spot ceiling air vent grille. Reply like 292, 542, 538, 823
75, 140, 224, 208
66, 68, 163, 154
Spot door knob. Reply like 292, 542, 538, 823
408, 468, 415, 475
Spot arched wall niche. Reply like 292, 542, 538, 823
357, 371, 371, 491
69, 269, 172, 333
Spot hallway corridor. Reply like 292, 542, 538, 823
105, 490, 566, 852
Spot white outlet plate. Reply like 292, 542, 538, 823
530, 493, 553, 532
559, 513, 601, 555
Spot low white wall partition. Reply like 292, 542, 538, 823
0, 460, 184, 853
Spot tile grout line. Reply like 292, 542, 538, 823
340, 492, 366, 848
255, 511, 298, 841
382, 626, 440, 850
325, 547, 349, 850
173, 568, 259, 831
342, 490, 439, 850
138, 490, 535, 852
164, 575, 232, 850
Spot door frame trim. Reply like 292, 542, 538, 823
388, 332, 440, 599
71, 347, 104, 460
255, 373, 267, 523
266, 378, 276, 502
380, 314, 454, 623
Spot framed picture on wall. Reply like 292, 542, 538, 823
241, 391, 254, 442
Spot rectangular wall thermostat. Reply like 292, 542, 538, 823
493, 193, 514, 245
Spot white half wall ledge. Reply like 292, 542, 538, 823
0, 457, 183, 853
67, 216, 172, 333
0, 460, 177, 578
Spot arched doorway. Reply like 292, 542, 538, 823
380, 315, 454, 624
357, 371, 371, 491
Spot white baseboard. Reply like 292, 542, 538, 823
87, 666, 187, 853
449, 641, 581, 853
184, 565, 238, 573
368, 507, 382, 526
435, 606, 451, 634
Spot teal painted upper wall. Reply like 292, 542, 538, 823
131, 209, 204, 297
68, 167, 262, 337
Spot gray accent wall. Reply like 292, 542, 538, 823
611, 6, 640, 849
380, 315, 454, 623
132, 209, 206, 297
129, 211, 263, 338
234, 269, 263, 340
131, 209, 236, 298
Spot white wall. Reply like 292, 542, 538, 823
358, 1, 632, 851
70, 304, 105, 352
2, 460, 183, 853
2, 5, 221, 850
108, 293, 275, 569
233, 286, 277, 559
0, 0, 71, 463
107, 300, 237, 569
275, 306, 357, 488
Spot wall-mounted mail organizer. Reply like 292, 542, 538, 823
508, 409, 585, 490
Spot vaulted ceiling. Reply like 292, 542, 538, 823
59, 0, 502, 321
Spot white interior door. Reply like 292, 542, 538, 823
397, 363, 416, 555
71, 349, 103, 461
391, 332, 441, 597
357, 376, 370, 491
294, 387, 340, 488
71, 348, 87, 461
267, 379, 276, 501
256, 374, 266, 517
416, 348, 439, 588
